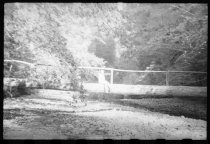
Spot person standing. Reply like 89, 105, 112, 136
98, 69, 110, 93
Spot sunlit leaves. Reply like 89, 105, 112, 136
4, 3, 127, 88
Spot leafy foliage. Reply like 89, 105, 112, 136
4, 78, 29, 98
4, 3, 207, 90
88, 38, 116, 67
114, 4, 207, 86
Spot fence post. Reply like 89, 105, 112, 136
166, 71, 169, 86
110, 68, 114, 84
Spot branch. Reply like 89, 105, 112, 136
9, 65, 13, 72
4, 26, 13, 38
173, 51, 186, 64
4, 59, 55, 67
185, 78, 207, 85
170, 4, 206, 21
149, 43, 185, 52
16, 46, 22, 50
94, 36, 106, 44
4, 59, 35, 67
172, 5, 196, 17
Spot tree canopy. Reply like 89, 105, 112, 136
4, 3, 207, 87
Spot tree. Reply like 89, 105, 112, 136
88, 38, 116, 67
4, 3, 78, 89
114, 3, 207, 86
4, 3, 126, 88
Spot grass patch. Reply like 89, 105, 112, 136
86, 92, 124, 101
4, 109, 24, 120
117, 97, 207, 120
86, 92, 206, 120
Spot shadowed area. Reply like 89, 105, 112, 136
3, 90, 206, 139
86, 92, 207, 120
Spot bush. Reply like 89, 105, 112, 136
36, 82, 43, 89
4, 78, 30, 98
4, 85, 12, 98
17, 81, 28, 95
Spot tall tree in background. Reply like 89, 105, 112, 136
115, 3, 207, 71
4, 3, 78, 88
114, 3, 207, 85
4, 3, 126, 88
4, 3, 207, 86
88, 38, 116, 67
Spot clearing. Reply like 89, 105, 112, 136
3, 89, 206, 139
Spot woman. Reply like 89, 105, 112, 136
98, 70, 110, 93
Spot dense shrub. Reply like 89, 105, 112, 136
17, 81, 28, 95
4, 78, 30, 98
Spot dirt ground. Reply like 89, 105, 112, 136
3, 91, 207, 140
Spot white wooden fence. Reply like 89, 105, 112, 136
78, 66, 207, 86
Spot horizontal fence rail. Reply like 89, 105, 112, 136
78, 66, 207, 74
78, 66, 207, 86
4, 65, 207, 95
4, 62, 207, 87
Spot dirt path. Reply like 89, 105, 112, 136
3, 93, 206, 139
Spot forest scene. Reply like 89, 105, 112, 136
4, 3, 207, 140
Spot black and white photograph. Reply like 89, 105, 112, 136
3, 3, 207, 139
